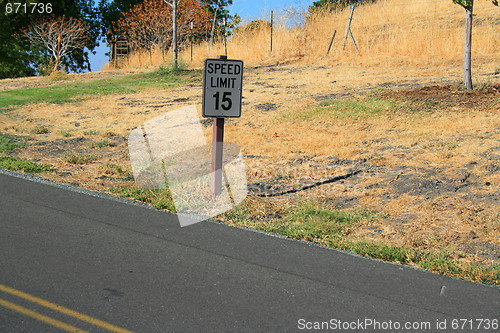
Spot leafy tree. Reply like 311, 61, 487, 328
309, 0, 375, 13
116, 0, 170, 52
240, 20, 271, 32
116, 0, 210, 65
97, 0, 143, 42
202, 0, 240, 42
452, 0, 498, 89
0, 3, 36, 78
0, 0, 99, 77
310, 0, 350, 12
100, 0, 236, 68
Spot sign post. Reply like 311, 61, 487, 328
211, 117, 224, 196
203, 55, 243, 195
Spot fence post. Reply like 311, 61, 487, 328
190, 21, 194, 62
325, 29, 337, 57
270, 10, 274, 53
342, 3, 359, 54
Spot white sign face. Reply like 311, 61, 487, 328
203, 59, 243, 118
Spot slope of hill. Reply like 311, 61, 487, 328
119, 0, 499, 70
0, 60, 499, 284
0, 0, 499, 285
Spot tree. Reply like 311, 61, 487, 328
102, 0, 234, 68
452, 0, 498, 89
116, 0, 210, 65
1, 4, 37, 78
23, 16, 91, 72
202, 0, 239, 43
309, 0, 375, 14
163, 0, 179, 69
98, 0, 144, 39
310, 0, 350, 12
1, 0, 99, 77
116, 0, 170, 54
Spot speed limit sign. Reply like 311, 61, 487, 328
202, 58, 243, 118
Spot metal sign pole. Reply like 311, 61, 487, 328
211, 117, 224, 195
211, 55, 228, 196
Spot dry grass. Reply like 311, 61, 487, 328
1, 62, 498, 282
1, 0, 498, 284
118, 0, 499, 69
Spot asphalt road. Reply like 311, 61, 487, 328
0, 170, 498, 332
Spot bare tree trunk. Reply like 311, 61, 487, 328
463, 5, 473, 89
161, 37, 165, 62
53, 58, 60, 72
54, 34, 62, 72
209, 6, 219, 47
172, 0, 178, 69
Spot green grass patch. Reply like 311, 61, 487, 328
60, 130, 73, 138
0, 106, 14, 113
338, 240, 410, 263
224, 201, 377, 243
62, 152, 99, 164
155, 61, 189, 74
0, 133, 25, 153
0, 156, 52, 173
105, 163, 127, 176
222, 201, 499, 285
276, 203, 376, 240
88, 140, 116, 149
409, 250, 499, 285
0, 69, 201, 111
283, 94, 445, 122
83, 130, 99, 136
109, 186, 176, 211
285, 97, 397, 121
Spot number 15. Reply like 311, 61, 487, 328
213, 92, 232, 111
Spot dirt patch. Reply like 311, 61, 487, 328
255, 103, 279, 112
382, 84, 500, 110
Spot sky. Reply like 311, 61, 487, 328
89, 0, 316, 71
229, 0, 313, 22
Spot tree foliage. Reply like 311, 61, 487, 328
0, 0, 98, 78
0, 3, 35, 78
103, 0, 237, 44
309, 0, 376, 13
310, 0, 351, 12
97, 0, 144, 42
116, 0, 170, 51
202, 0, 239, 42
1, 0, 238, 77
452, 0, 498, 7
116, 0, 210, 53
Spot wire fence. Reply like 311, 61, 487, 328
120, 0, 499, 68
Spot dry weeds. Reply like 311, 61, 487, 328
0, 0, 498, 281
119, 0, 499, 70
1, 59, 498, 268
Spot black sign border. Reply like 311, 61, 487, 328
202, 58, 244, 118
